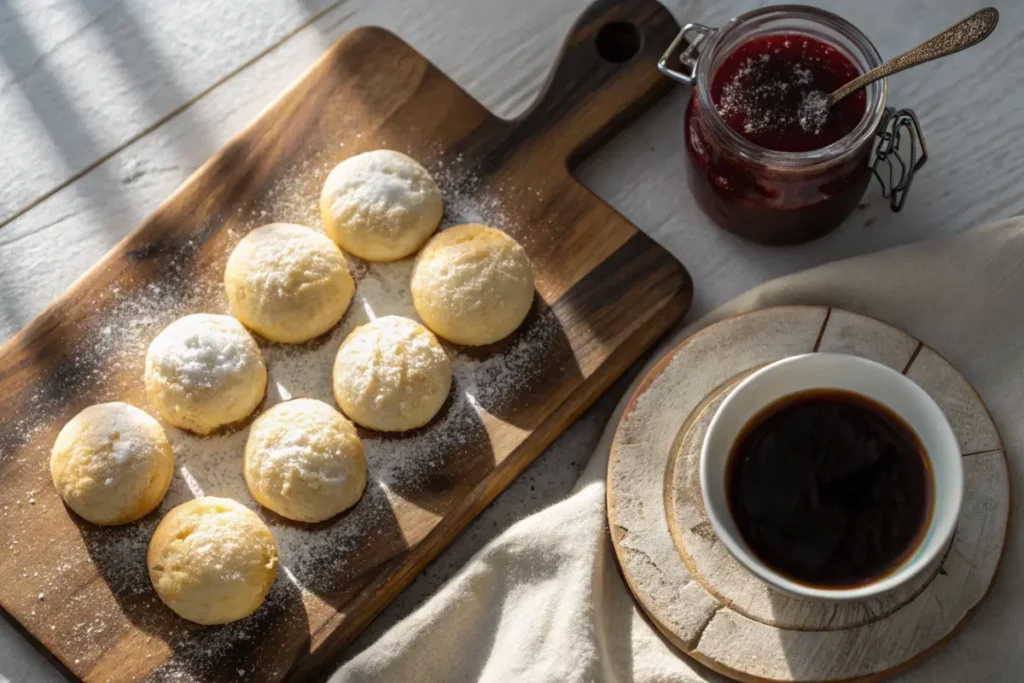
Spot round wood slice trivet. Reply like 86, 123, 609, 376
607, 306, 1011, 682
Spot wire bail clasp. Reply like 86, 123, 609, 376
657, 23, 716, 85
871, 107, 928, 212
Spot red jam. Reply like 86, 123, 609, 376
685, 34, 876, 245
711, 35, 866, 152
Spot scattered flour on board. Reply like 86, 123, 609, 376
1, 143, 560, 681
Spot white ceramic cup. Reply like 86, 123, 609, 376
700, 352, 963, 601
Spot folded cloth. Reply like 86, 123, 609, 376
332, 218, 1024, 683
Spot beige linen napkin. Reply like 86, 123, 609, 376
332, 218, 1024, 683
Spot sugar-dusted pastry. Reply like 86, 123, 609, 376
225, 223, 355, 344
320, 150, 443, 262
145, 314, 266, 434
50, 402, 174, 525
244, 399, 366, 523
411, 224, 534, 346
148, 497, 278, 625
332, 316, 451, 432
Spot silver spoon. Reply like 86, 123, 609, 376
800, 8, 999, 129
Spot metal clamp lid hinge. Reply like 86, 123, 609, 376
657, 23, 715, 85
871, 107, 928, 212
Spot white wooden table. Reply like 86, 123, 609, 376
2, 1, 1020, 680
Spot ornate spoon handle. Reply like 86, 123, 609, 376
828, 8, 998, 106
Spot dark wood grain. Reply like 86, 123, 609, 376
0, 1, 690, 680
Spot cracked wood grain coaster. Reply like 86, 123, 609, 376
607, 306, 1010, 682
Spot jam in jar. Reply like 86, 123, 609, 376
709, 35, 865, 153
678, 7, 889, 245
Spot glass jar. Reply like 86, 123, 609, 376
659, 6, 923, 245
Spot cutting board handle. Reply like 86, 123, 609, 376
513, 0, 682, 168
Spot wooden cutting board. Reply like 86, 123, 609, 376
0, 1, 691, 680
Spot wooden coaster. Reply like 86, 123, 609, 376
607, 306, 1011, 682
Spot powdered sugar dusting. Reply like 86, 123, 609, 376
110, 436, 137, 466
454, 309, 563, 412
321, 150, 442, 257
798, 89, 830, 135
710, 34, 864, 151
333, 315, 450, 434
716, 54, 832, 136
146, 314, 258, 390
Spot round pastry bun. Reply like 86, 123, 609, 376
147, 497, 278, 625
50, 402, 174, 525
410, 224, 534, 346
244, 398, 367, 523
320, 150, 443, 262
225, 223, 355, 344
332, 316, 451, 432
144, 314, 267, 434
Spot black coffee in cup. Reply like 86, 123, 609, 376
726, 388, 933, 588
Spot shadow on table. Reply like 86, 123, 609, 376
79, 0, 218, 157
451, 296, 584, 431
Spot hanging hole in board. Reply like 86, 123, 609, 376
596, 22, 642, 63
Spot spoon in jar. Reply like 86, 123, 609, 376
799, 7, 999, 132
